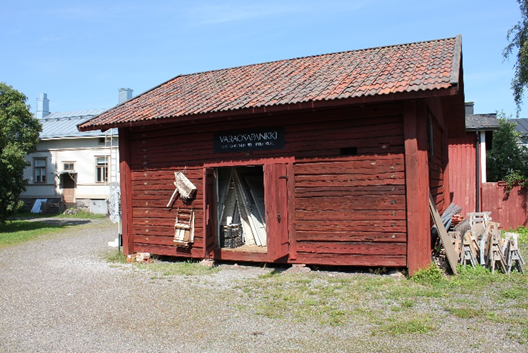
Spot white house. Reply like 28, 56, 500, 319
513, 118, 528, 147
20, 89, 131, 214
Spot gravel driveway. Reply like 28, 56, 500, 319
0, 219, 526, 352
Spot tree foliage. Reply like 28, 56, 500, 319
0, 83, 41, 222
486, 113, 528, 190
504, 0, 528, 112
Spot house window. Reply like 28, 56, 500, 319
96, 157, 108, 183
34, 158, 47, 183
63, 162, 75, 171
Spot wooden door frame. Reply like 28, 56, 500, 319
203, 157, 294, 262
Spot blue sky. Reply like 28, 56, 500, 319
0, 0, 522, 117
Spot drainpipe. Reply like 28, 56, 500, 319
475, 129, 480, 212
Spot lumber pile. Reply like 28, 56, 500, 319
218, 168, 266, 248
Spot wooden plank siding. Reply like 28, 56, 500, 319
293, 155, 407, 266
121, 102, 409, 266
448, 134, 477, 216
482, 183, 528, 228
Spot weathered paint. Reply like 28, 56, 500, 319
482, 183, 528, 228
448, 134, 477, 216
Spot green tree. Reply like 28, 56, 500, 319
504, 0, 528, 112
0, 83, 41, 222
486, 113, 528, 188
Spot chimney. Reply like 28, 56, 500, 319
465, 102, 474, 115
36, 93, 50, 119
118, 88, 133, 104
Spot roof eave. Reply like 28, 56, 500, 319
78, 87, 459, 132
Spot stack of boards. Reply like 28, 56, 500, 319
218, 167, 266, 248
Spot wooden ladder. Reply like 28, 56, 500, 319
174, 208, 194, 247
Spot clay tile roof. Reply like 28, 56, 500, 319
79, 35, 462, 131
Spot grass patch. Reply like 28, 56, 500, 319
410, 263, 446, 285
448, 308, 484, 319
0, 220, 67, 247
380, 317, 436, 335
500, 286, 528, 300
105, 249, 128, 264
138, 260, 220, 276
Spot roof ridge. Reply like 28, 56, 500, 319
176, 36, 458, 80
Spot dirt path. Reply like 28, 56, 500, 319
0, 219, 525, 352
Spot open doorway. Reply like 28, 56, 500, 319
217, 166, 266, 251
60, 173, 76, 204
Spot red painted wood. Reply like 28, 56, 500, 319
295, 210, 406, 221
134, 243, 203, 258
264, 163, 290, 261
296, 241, 406, 255
118, 128, 134, 255
203, 168, 217, 258
404, 100, 431, 275
481, 182, 528, 228
293, 253, 406, 267
287, 162, 297, 260
121, 104, 417, 268
295, 220, 407, 232
134, 234, 203, 248
448, 133, 477, 216
296, 195, 406, 211
296, 231, 406, 242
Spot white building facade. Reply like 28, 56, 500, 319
20, 90, 130, 213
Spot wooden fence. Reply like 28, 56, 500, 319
481, 182, 528, 229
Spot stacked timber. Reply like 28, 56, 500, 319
218, 168, 266, 248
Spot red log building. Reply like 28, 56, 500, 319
79, 36, 466, 274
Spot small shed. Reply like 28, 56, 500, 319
79, 36, 466, 274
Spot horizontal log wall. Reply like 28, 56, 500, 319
292, 115, 406, 267
125, 103, 407, 266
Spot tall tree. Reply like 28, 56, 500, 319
486, 113, 528, 186
504, 0, 528, 112
0, 83, 41, 222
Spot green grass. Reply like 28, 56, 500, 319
0, 220, 68, 247
230, 257, 527, 335
379, 317, 436, 335
448, 308, 484, 319
104, 249, 128, 263
138, 260, 220, 276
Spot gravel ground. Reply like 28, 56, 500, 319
0, 219, 526, 352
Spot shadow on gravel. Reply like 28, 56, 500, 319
2, 219, 92, 233
36, 219, 92, 226
0, 221, 67, 233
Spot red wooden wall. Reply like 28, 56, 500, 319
119, 102, 408, 267
448, 134, 477, 216
429, 115, 447, 213
482, 183, 528, 229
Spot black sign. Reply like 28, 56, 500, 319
214, 127, 285, 153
